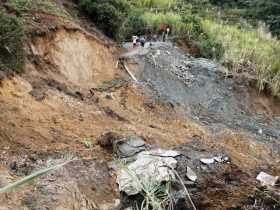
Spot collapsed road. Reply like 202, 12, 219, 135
122, 42, 280, 148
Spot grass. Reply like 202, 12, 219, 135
202, 19, 280, 96
7, 0, 71, 18
136, 0, 181, 10
83, 138, 94, 148
141, 12, 184, 33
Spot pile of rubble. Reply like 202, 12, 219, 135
144, 47, 195, 87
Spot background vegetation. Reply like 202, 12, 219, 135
0, 11, 25, 73
208, 0, 280, 37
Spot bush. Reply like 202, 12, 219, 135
0, 12, 25, 73
78, 0, 130, 38
118, 8, 147, 40
197, 34, 224, 60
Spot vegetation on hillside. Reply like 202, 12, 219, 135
0, 11, 25, 73
203, 20, 280, 95
0, 0, 71, 74
208, 0, 280, 37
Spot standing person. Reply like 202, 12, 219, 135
140, 36, 146, 47
166, 27, 170, 40
162, 31, 166, 42
132, 35, 137, 48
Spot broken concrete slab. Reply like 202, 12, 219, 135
116, 149, 180, 196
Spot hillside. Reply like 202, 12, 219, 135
0, 1, 279, 210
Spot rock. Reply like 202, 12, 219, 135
113, 136, 147, 158
186, 166, 197, 182
96, 132, 123, 148
256, 172, 279, 187
116, 149, 179, 195
29, 89, 46, 101
0, 71, 7, 80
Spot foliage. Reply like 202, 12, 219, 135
78, 0, 130, 38
202, 19, 280, 96
83, 138, 94, 148
136, 0, 181, 10
141, 12, 184, 33
118, 8, 147, 40
208, 0, 280, 37
0, 11, 25, 73
7, 0, 70, 17
7, 0, 32, 12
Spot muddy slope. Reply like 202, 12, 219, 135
0, 12, 279, 210
123, 43, 280, 143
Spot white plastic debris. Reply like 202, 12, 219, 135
116, 149, 179, 195
186, 166, 197, 182
256, 172, 279, 187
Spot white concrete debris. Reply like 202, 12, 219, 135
116, 149, 181, 195
200, 156, 230, 165
256, 172, 279, 187
200, 158, 215, 165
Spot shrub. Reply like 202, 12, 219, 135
197, 34, 224, 60
118, 8, 147, 40
0, 12, 25, 73
78, 0, 130, 38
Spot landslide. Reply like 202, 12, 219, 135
0, 1, 279, 210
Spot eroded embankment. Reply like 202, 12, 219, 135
123, 42, 280, 143
0, 29, 279, 209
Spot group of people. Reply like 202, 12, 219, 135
132, 35, 146, 48
132, 26, 171, 48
